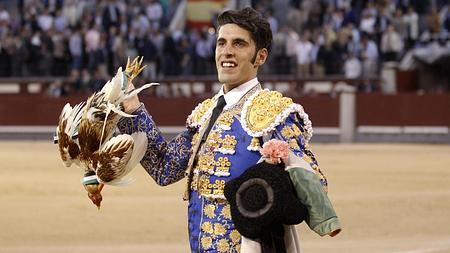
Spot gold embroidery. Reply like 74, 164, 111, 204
247, 137, 261, 151
281, 126, 294, 139
303, 153, 313, 164
217, 238, 231, 253
201, 236, 213, 250
201, 221, 214, 234
216, 111, 234, 130
292, 124, 302, 136
230, 229, 241, 244
187, 98, 215, 127
214, 223, 227, 236
218, 135, 237, 154
215, 157, 231, 176
245, 90, 293, 133
206, 131, 222, 150
184, 85, 261, 201
220, 205, 232, 219
289, 139, 300, 150
204, 204, 216, 219
212, 180, 226, 196
197, 178, 226, 198
196, 153, 215, 174
191, 132, 199, 146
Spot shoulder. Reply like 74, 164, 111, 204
241, 89, 313, 141
186, 96, 217, 129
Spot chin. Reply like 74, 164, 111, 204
218, 73, 238, 84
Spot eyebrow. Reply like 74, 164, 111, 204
217, 37, 250, 45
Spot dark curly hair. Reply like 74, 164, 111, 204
217, 7, 273, 53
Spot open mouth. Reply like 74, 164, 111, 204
221, 61, 237, 68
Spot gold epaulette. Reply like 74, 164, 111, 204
186, 97, 217, 129
241, 89, 313, 143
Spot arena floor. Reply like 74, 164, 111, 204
1, 141, 450, 253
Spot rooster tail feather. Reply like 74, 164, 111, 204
127, 132, 148, 170
120, 83, 159, 103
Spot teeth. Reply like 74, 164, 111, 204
222, 62, 236, 67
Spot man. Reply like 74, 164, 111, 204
119, 7, 339, 252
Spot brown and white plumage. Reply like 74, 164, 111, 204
95, 132, 147, 185
56, 102, 85, 167
55, 56, 157, 208
80, 66, 158, 150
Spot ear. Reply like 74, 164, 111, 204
254, 48, 268, 67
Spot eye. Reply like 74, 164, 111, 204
234, 41, 245, 47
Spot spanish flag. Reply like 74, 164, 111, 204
186, 0, 228, 29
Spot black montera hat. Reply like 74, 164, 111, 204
224, 161, 307, 239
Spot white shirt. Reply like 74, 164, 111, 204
217, 77, 259, 110
295, 40, 313, 65
85, 28, 100, 52
37, 14, 53, 31
363, 40, 379, 60
146, 2, 163, 21
344, 57, 362, 79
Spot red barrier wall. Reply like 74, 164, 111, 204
357, 93, 450, 126
0, 93, 448, 127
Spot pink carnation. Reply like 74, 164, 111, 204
260, 139, 289, 164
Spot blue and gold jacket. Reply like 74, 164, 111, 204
117, 85, 334, 252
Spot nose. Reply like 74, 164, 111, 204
222, 43, 234, 57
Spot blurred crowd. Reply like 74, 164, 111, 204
258, 0, 449, 92
0, 0, 448, 95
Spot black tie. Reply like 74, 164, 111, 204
201, 95, 226, 142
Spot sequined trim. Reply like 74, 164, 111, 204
241, 89, 313, 144
186, 96, 218, 129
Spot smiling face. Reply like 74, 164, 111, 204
215, 24, 267, 92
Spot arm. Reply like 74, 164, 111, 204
271, 112, 327, 188
117, 103, 194, 186
270, 112, 341, 236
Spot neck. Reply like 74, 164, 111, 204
223, 84, 239, 93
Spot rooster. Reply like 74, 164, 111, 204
56, 57, 157, 208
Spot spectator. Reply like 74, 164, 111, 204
69, 27, 83, 70
54, 9, 67, 32
146, 0, 163, 31
295, 32, 313, 78
162, 30, 180, 76
102, 0, 121, 32
360, 11, 376, 35
404, 6, 419, 48
52, 30, 68, 76
344, 52, 362, 79
0, 4, 11, 25
426, 6, 441, 34
194, 29, 214, 75
178, 36, 194, 76
266, 8, 278, 34
360, 34, 379, 78
137, 31, 158, 81
62, 0, 83, 27
85, 23, 101, 69
381, 24, 404, 61
285, 26, 299, 75
311, 30, 325, 76
391, 9, 407, 40
37, 9, 53, 32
